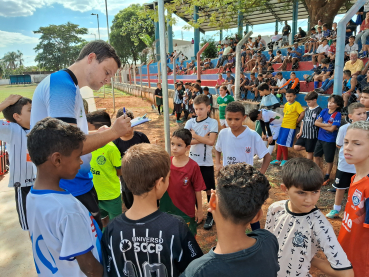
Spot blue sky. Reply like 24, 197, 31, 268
0, 0, 345, 66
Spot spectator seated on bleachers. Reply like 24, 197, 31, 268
276, 72, 300, 103
271, 50, 284, 64
266, 63, 274, 73
313, 27, 324, 51
328, 22, 337, 41
277, 42, 302, 71
346, 20, 357, 44
328, 39, 336, 62
224, 71, 235, 95
218, 55, 235, 74
216, 42, 232, 68
244, 72, 257, 98
231, 73, 249, 100
344, 51, 364, 78
268, 32, 282, 51
303, 27, 319, 55
270, 72, 286, 93
267, 49, 275, 63
256, 35, 267, 51
294, 27, 307, 43
215, 73, 226, 94
345, 36, 359, 61
252, 56, 265, 73
315, 73, 334, 94
185, 61, 195, 75
250, 73, 265, 102
342, 69, 358, 108
312, 38, 330, 69
356, 12, 369, 58
313, 58, 334, 90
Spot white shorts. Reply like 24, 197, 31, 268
270, 124, 281, 140
219, 119, 229, 127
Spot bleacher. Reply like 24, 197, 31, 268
134, 45, 367, 108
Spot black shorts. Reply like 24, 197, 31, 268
14, 184, 31, 231
313, 140, 336, 163
295, 137, 318, 153
76, 187, 102, 230
333, 170, 355, 189
174, 103, 182, 114
200, 166, 215, 191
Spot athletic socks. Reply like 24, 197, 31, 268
313, 65, 317, 68
334, 205, 341, 212
314, 81, 319, 89
268, 145, 275, 155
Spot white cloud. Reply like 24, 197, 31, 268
0, 0, 148, 17
0, 30, 39, 48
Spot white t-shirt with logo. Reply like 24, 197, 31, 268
215, 127, 268, 166
185, 117, 218, 166
0, 121, 35, 187
27, 188, 101, 277
316, 44, 329, 54
337, 123, 356, 173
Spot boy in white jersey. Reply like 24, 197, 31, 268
185, 94, 218, 230
215, 102, 271, 231
0, 94, 34, 231
27, 118, 102, 277
249, 108, 283, 155
265, 158, 353, 277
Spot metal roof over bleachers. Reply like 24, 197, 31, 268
145, 0, 357, 33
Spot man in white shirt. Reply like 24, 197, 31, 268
345, 35, 359, 60
268, 31, 282, 50
312, 38, 329, 68
216, 43, 232, 68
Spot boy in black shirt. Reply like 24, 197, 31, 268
113, 109, 150, 208
181, 163, 279, 277
102, 144, 203, 277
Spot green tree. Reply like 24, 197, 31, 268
200, 37, 217, 59
2, 51, 18, 69
33, 22, 88, 71
110, 4, 154, 66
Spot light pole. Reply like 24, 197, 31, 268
91, 33, 96, 40
104, 0, 110, 43
91, 13, 100, 40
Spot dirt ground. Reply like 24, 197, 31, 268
96, 94, 347, 277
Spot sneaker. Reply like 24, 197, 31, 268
280, 160, 287, 166
326, 209, 339, 219
322, 178, 330, 186
328, 187, 337, 193
315, 88, 324, 93
270, 159, 281, 165
204, 214, 214, 230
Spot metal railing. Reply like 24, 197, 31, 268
197, 43, 209, 80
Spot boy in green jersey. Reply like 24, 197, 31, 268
217, 85, 234, 129
87, 110, 122, 228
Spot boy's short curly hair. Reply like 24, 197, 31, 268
248, 109, 261, 122
116, 108, 134, 119
217, 163, 270, 225
282, 158, 323, 191
3, 97, 32, 123
225, 102, 245, 116
27, 117, 85, 166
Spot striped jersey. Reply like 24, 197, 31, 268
101, 210, 203, 277
174, 89, 184, 104
301, 106, 322, 139
0, 121, 35, 187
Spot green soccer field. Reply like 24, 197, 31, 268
0, 84, 37, 103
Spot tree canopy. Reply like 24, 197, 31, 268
33, 22, 88, 71
110, 4, 155, 66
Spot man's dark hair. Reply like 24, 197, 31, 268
3, 97, 32, 123
248, 109, 261, 122
27, 117, 85, 166
343, 70, 351, 77
250, 72, 255, 76
321, 58, 330, 65
258, 74, 263, 78
122, 144, 170, 196
196, 79, 201, 83
225, 101, 245, 116
362, 86, 369, 95
193, 84, 201, 91
349, 35, 355, 39
276, 72, 282, 76
86, 110, 111, 129
328, 95, 344, 111
76, 40, 121, 68
304, 90, 318, 101
311, 27, 316, 31
116, 108, 134, 119
258, 82, 269, 91
282, 158, 323, 191
172, 128, 192, 146
203, 86, 209, 92
217, 163, 270, 225
193, 94, 210, 106
286, 88, 296, 95
322, 23, 328, 27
